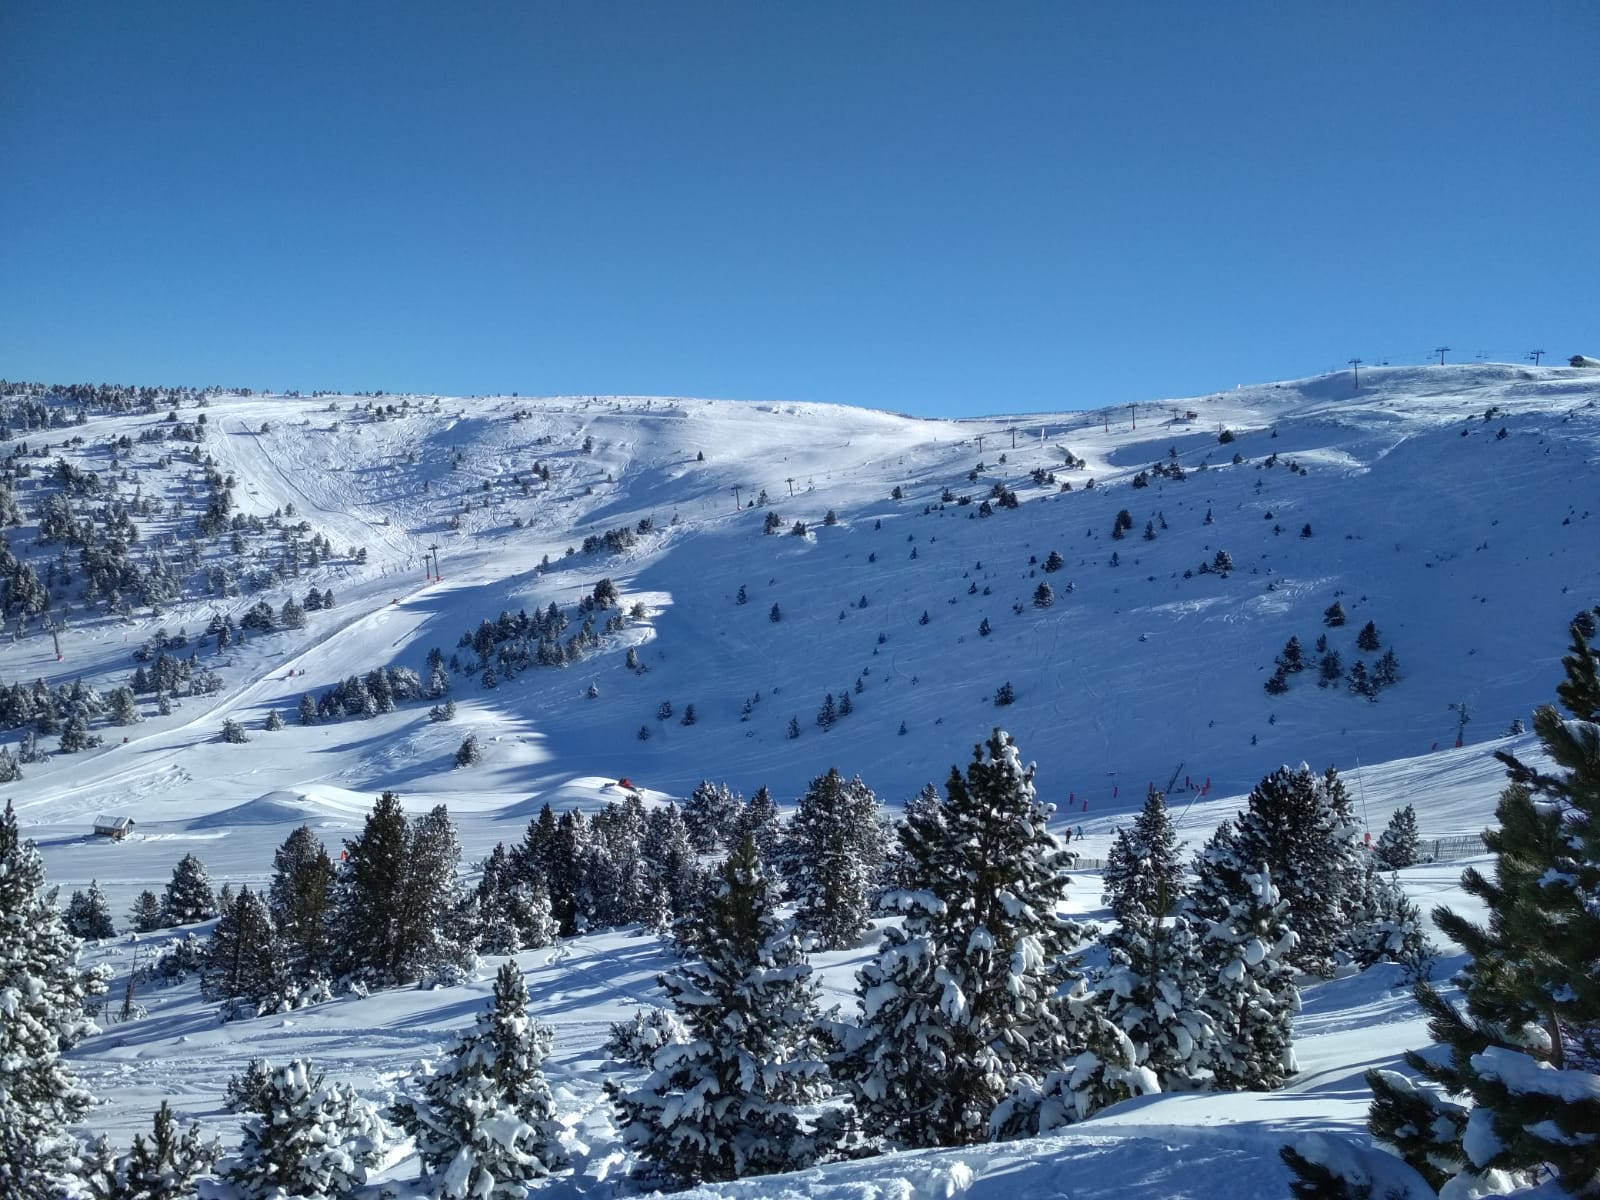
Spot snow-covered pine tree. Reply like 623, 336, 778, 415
583, 794, 649, 929
202, 886, 281, 1014
880, 783, 941, 893
1285, 629, 1600, 1198
82, 1099, 219, 1200
475, 842, 555, 954
1339, 858, 1428, 971
1184, 821, 1299, 1091
782, 767, 888, 950
396, 804, 475, 982
161, 852, 218, 926
547, 810, 590, 936
209, 1060, 387, 1200
391, 961, 567, 1198
838, 730, 1088, 1147
609, 837, 832, 1186
65, 879, 116, 940
267, 824, 335, 982
1091, 900, 1215, 1097
1372, 804, 1421, 870
640, 802, 702, 931
683, 779, 742, 854
1101, 788, 1185, 929
1225, 765, 1361, 978
0, 800, 111, 1195
732, 785, 782, 870
129, 889, 164, 933
332, 791, 411, 984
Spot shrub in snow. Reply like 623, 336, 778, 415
207, 1060, 387, 1200
391, 962, 567, 1198
0, 801, 110, 1194
609, 838, 833, 1186
454, 732, 482, 767
1285, 624, 1600, 1197
604, 1006, 690, 1069
837, 730, 1089, 1147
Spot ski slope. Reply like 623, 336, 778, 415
2, 360, 1595, 1195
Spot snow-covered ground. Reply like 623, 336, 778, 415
5, 361, 1596, 1195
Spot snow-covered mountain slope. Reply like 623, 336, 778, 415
1, 362, 1595, 1195
6, 363, 1595, 842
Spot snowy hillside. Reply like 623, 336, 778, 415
2, 361, 1596, 1197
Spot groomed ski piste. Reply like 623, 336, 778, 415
6, 360, 1598, 1196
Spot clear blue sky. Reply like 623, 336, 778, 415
2, 2, 1594, 417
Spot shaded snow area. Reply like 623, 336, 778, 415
4, 363, 1598, 1196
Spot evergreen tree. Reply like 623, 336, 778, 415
1276, 635, 1305, 673
219, 718, 249, 744
395, 804, 475, 982
1372, 804, 1421, 870
1101, 789, 1185, 929
82, 1099, 219, 1200
454, 732, 482, 767
68, 879, 117, 940
783, 768, 888, 949
296, 693, 317, 725
732, 785, 783, 870
640, 804, 702, 930
881, 783, 941, 892
838, 730, 1088, 1147
609, 838, 832, 1186
1223, 765, 1362, 977
129, 889, 164, 933
391, 961, 567, 1198
267, 825, 335, 981
1185, 832, 1300, 1091
683, 779, 741, 854
475, 843, 555, 953
1088, 907, 1216, 1103
333, 792, 411, 984
546, 811, 590, 937
203, 886, 280, 1012
161, 852, 218, 926
214, 1060, 387, 1200
263, 708, 284, 731
0, 801, 110, 1194
1286, 629, 1600, 1196
1356, 620, 1381, 652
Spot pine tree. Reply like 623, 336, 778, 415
129, 889, 164, 933
732, 785, 782, 869
684, 779, 741, 853
782, 768, 888, 949
609, 838, 832, 1186
838, 730, 1088, 1147
216, 1060, 387, 1199
395, 805, 474, 982
203, 886, 280, 1012
1356, 620, 1381, 652
1223, 765, 1362, 978
297, 693, 317, 725
1101, 789, 1185, 929
391, 962, 567, 1198
82, 1099, 219, 1200
219, 717, 249, 743
0, 801, 110, 1194
333, 792, 411, 984
1286, 628, 1600, 1196
66, 879, 116, 940
1372, 804, 1421, 870
267, 825, 334, 981
640, 804, 702, 930
1089, 907, 1216, 1103
1184, 822, 1299, 1090
162, 852, 218, 925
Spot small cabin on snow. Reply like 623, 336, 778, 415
93, 814, 136, 840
